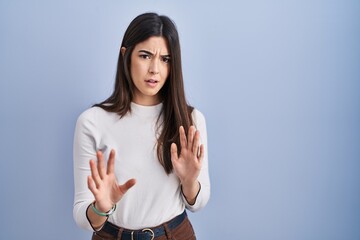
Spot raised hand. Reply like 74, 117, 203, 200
171, 126, 204, 202
87, 149, 136, 213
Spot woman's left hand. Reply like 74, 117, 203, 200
171, 126, 204, 191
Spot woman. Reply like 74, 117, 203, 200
73, 12, 210, 240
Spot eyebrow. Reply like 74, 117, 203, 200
138, 50, 170, 58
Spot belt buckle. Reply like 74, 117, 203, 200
142, 228, 155, 240
130, 228, 154, 240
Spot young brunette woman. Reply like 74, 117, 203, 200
73, 12, 210, 240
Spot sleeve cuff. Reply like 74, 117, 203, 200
181, 182, 202, 211
86, 202, 109, 232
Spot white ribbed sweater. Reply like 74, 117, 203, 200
73, 102, 210, 231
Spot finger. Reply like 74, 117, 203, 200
198, 144, 205, 163
107, 149, 116, 175
179, 126, 187, 149
119, 178, 136, 195
171, 143, 179, 162
89, 159, 101, 188
192, 130, 201, 155
87, 175, 98, 195
97, 151, 106, 179
187, 126, 195, 150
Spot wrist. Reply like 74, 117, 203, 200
181, 181, 200, 205
181, 180, 198, 190
94, 201, 113, 213
91, 201, 116, 217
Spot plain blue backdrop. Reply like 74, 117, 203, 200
1, 0, 359, 239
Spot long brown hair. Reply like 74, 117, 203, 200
93, 13, 193, 174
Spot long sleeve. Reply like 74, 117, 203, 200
73, 109, 98, 231
73, 105, 210, 231
181, 109, 211, 212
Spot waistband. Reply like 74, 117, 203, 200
101, 210, 187, 240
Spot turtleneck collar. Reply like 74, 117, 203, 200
130, 102, 163, 117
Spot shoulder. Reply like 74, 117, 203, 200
191, 108, 206, 127
77, 106, 100, 122
76, 106, 115, 126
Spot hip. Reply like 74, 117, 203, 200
92, 210, 196, 240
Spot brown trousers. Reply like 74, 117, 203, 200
92, 215, 196, 240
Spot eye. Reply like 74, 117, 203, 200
162, 57, 171, 64
139, 54, 151, 59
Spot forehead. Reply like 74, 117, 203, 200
134, 36, 169, 54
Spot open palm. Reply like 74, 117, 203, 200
171, 126, 204, 186
87, 149, 136, 212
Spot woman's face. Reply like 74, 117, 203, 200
128, 36, 171, 106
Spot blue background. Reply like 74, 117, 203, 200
1, 0, 359, 239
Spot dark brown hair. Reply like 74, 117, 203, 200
93, 12, 193, 174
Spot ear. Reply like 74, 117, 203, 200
121, 47, 126, 57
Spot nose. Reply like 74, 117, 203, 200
149, 59, 159, 75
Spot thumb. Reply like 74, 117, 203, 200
119, 178, 136, 194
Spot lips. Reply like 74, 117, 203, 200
145, 79, 159, 87
145, 79, 159, 83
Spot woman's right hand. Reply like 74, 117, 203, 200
87, 149, 136, 213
